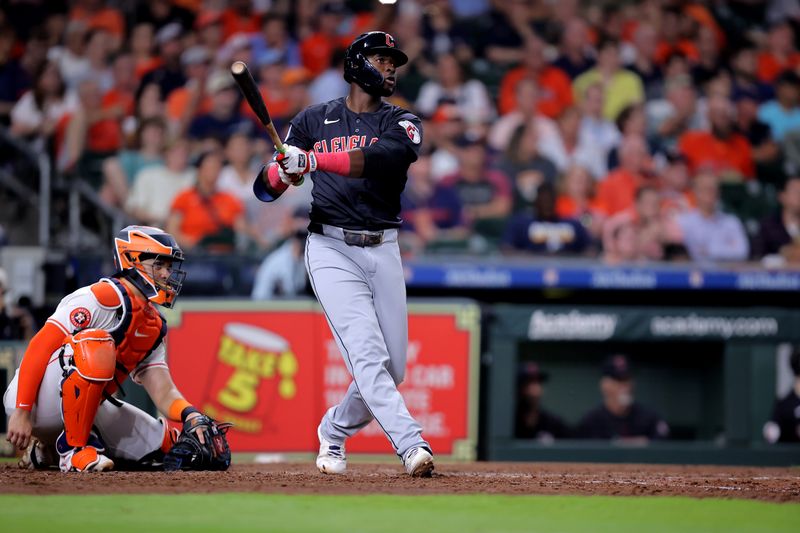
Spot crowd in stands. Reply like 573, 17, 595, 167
2, 0, 800, 267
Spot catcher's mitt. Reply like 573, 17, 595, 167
163, 414, 233, 472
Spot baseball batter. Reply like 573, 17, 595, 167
253, 31, 434, 477
4, 226, 226, 472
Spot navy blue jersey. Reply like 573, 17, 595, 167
280, 97, 422, 230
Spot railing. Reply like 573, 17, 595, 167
0, 127, 50, 247
0, 126, 133, 249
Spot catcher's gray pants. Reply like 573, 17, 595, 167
305, 224, 429, 457
4, 356, 165, 462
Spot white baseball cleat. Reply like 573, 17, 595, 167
402, 446, 434, 477
59, 446, 114, 472
316, 425, 346, 474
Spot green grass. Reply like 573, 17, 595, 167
0, 494, 797, 533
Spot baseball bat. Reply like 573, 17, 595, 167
230, 61, 286, 154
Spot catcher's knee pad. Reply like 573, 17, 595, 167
60, 329, 117, 448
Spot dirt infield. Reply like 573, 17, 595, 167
1, 462, 799, 502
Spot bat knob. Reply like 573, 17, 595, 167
231, 61, 247, 75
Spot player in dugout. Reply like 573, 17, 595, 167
4, 226, 230, 472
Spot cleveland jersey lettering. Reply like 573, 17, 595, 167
283, 97, 422, 230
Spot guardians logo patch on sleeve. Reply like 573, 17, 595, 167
69, 307, 92, 329
399, 120, 421, 144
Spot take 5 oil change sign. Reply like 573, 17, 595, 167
165, 301, 479, 458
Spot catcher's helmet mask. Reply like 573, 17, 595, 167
344, 31, 408, 96
113, 225, 186, 308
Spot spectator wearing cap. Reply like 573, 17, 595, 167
676, 173, 750, 263
140, 22, 187, 98
497, 36, 574, 119
188, 70, 259, 145
515, 362, 571, 441
757, 71, 800, 144
416, 52, 494, 127
167, 149, 245, 254
440, 135, 512, 243
166, 45, 213, 134
577, 354, 669, 441
503, 182, 591, 255
753, 176, 800, 263
763, 347, 800, 444
573, 37, 645, 122
678, 96, 755, 181
300, 2, 352, 78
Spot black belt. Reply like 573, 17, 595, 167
308, 222, 385, 247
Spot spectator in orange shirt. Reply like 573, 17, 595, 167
653, 8, 699, 66
220, 0, 262, 42
60, 78, 123, 182
167, 150, 245, 253
602, 186, 679, 264
300, 3, 351, 78
165, 46, 213, 135
497, 36, 574, 119
757, 22, 800, 84
556, 165, 607, 239
678, 96, 755, 181
597, 135, 657, 216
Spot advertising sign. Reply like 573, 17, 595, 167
166, 300, 479, 458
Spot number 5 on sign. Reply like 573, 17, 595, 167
218, 370, 258, 412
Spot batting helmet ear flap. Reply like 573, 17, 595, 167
344, 50, 384, 92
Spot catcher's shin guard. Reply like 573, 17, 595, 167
60, 329, 117, 448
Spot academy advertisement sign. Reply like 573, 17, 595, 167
165, 301, 479, 458
515, 306, 800, 341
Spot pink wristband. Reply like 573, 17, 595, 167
267, 164, 289, 194
315, 151, 351, 176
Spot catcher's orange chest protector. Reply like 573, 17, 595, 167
103, 278, 166, 392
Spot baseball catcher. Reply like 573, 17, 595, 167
4, 225, 230, 472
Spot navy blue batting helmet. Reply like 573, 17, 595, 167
344, 31, 408, 94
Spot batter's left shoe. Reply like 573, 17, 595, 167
316, 425, 347, 474
402, 446, 434, 477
